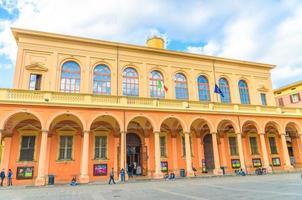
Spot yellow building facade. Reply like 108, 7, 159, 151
0, 28, 302, 186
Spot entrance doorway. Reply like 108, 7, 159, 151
203, 134, 215, 171
126, 133, 142, 176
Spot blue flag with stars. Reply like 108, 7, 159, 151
214, 84, 224, 98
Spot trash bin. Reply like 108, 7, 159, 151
180, 169, 186, 177
48, 175, 55, 185
220, 166, 225, 175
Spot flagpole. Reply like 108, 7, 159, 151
212, 60, 219, 102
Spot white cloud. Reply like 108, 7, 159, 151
1, 0, 302, 88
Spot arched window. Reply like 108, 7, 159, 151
150, 70, 165, 98
239, 80, 250, 104
197, 75, 210, 101
93, 64, 111, 95
175, 73, 188, 99
60, 61, 81, 93
122, 67, 139, 96
219, 78, 231, 103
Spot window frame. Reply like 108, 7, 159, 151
238, 80, 250, 104
219, 78, 231, 103
197, 75, 210, 101
290, 93, 301, 103
122, 67, 139, 96
94, 135, 108, 160
93, 64, 111, 95
60, 61, 81, 93
58, 135, 73, 161
228, 136, 238, 156
268, 136, 278, 155
260, 93, 267, 106
29, 73, 42, 91
175, 73, 188, 100
150, 70, 165, 98
249, 136, 259, 155
17, 127, 39, 162
19, 135, 36, 161
159, 134, 167, 158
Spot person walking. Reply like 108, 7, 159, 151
108, 168, 116, 185
0, 169, 5, 186
120, 168, 125, 182
7, 169, 13, 186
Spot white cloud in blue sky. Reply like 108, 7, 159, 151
0, 0, 302, 88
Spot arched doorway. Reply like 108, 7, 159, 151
126, 133, 142, 176
203, 134, 215, 171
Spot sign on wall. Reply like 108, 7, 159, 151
93, 164, 108, 176
16, 166, 34, 180
272, 157, 281, 166
252, 159, 262, 167
231, 159, 241, 169
161, 161, 168, 172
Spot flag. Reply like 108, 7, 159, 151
158, 80, 168, 92
214, 84, 224, 98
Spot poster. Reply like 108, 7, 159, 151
231, 159, 241, 169
16, 166, 34, 180
272, 157, 281, 166
93, 164, 107, 176
161, 161, 168, 172
252, 159, 262, 167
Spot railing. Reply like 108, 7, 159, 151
0, 88, 301, 117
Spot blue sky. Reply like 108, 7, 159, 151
1, 0, 302, 89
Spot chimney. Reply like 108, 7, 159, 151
146, 36, 165, 49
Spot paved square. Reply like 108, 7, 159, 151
1, 173, 302, 200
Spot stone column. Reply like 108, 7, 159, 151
259, 133, 271, 172
120, 131, 126, 170
172, 136, 178, 173
0, 129, 3, 147
184, 132, 194, 177
154, 131, 162, 178
236, 133, 246, 171
35, 130, 49, 186
280, 133, 293, 169
79, 130, 90, 183
211, 132, 222, 175
0, 137, 12, 177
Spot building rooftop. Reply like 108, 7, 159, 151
11, 27, 276, 69
274, 80, 302, 94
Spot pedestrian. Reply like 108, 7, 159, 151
7, 169, 13, 186
108, 168, 116, 185
0, 169, 5, 186
120, 168, 125, 182
70, 176, 78, 186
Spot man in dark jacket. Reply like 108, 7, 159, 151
0, 169, 5, 186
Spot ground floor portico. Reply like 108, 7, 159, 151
0, 104, 302, 186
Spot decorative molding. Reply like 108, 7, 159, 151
257, 84, 269, 92
25, 62, 48, 72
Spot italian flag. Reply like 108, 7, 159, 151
158, 80, 168, 92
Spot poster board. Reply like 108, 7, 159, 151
272, 157, 281, 166
231, 159, 241, 169
252, 159, 262, 167
16, 166, 34, 180
161, 161, 168, 172
93, 164, 107, 176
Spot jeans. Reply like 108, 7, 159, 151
8, 178, 12, 186
120, 174, 125, 182
0, 178, 4, 186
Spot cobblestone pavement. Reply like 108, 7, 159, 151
1, 173, 302, 200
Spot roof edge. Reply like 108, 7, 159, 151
11, 27, 276, 69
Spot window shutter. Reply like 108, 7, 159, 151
290, 95, 293, 103
298, 93, 301, 101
